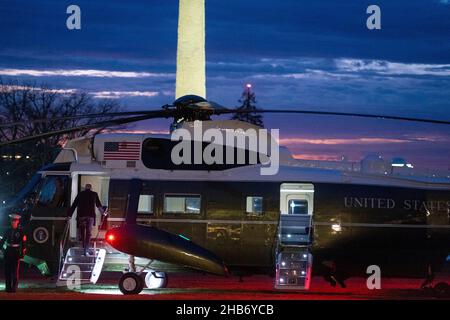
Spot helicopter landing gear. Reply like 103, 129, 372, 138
322, 260, 346, 288
420, 264, 435, 289
118, 271, 168, 294
419, 260, 450, 297
118, 258, 168, 294
119, 272, 145, 295
433, 282, 450, 297
144, 270, 168, 289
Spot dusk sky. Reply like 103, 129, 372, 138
1, 0, 450, 171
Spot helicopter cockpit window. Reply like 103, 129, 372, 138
246, 196, 263, 215
138, 195, 154, 214
37, 175, 69, 208
164, 195, 201, 214
288, 199, 308, 215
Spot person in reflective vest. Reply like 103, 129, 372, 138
0, 214, 26, 293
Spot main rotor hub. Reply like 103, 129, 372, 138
169, 95, 227, 129
173, 95, 207, 108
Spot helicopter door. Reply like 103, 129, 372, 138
69, 174, 109, 240
27, 173, 71, 272
276, 183, 314, 290
279, 183, 314, 244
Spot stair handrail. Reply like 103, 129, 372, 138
93, 207, 109, 241
58, 218, 71, 276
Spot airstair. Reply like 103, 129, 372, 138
275, 214, 313, 290
56, 222, 107, 287
57, 245, 106, 286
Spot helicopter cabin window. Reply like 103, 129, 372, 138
288, 199, 308, 215
138, 195, 154, 214
37, 175, 69, 208
164, 195, 201, 214
246, 196, 263, 215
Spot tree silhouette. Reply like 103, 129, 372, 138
0, 79, 120, 199
231, 84, 264, 127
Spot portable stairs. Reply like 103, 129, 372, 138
275, 214, 313, 290
56, 222, 107, 287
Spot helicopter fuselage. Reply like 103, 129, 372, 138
1, 132, 449, 283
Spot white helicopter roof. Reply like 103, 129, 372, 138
53, 128, 450, 191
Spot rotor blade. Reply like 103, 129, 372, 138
0, 110, 165, 129
0, 110, 173, 147
217, 109, 450, 125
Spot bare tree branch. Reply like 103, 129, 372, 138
0, 79, 121, 196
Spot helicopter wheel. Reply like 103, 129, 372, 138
144, 270, 168, 289
119, 272, 145, 295
433, 282, 450, 297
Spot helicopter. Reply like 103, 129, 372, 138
0, 94, 449, 295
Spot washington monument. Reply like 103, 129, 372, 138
175, 0, 206, 99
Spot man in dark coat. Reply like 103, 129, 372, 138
68, 184, 103, 255
1, 214, 27, 293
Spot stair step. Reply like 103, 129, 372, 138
58, 276, 91, 282
59, 275, 92, 280
59, 269, 96, 279
59, 246, 107, 285
61, 264, 95, 273
59, 275, 93, 280
63, 261, 96, 265
65, 256, 97, 264
275, 248, 312, 290
67, 247, 101, 256
61, 270, 95, 274
56, 279, 91, 287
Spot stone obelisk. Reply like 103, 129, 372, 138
175, 0, 206, 99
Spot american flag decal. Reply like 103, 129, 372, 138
104, 141, 141, 160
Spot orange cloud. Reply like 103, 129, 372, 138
279, 137, 409, 145
292, 153, 342, 161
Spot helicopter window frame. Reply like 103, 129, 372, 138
288, 199, 308, 215
35, 174, 70, 208
246, 196, 264, 215
163, 194, 202, 215
137, 194, 154, 215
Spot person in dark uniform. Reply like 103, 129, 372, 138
0, 214, 26, 293
68, 184, 103, 256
